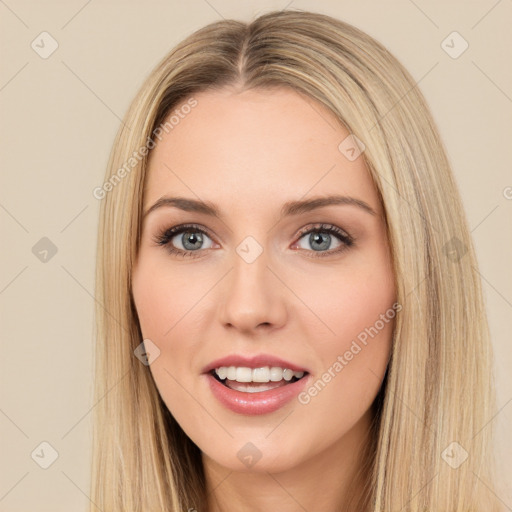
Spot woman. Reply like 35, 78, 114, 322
91, 10, 502, 511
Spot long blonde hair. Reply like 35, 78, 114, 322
91, 10, 501, 511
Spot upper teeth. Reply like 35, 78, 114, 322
214, 366, 305, 383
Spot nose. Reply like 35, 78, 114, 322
218, 247, 288, 334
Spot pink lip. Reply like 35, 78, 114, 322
204, 372, 310, 415
202, 353, 309, 374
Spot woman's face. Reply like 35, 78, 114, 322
132, 86, 396, 474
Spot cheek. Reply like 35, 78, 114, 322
131, 256, 204, 420
132, 253, 207, 339
294, 251, 396, 354
131, 253, 215, 391
292, 247, 395, 406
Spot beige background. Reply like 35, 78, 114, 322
1, 0, 511, 510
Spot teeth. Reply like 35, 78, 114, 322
214, 366, 305, 383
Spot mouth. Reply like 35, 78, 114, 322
210, 366, 309, 393
205, 362, 311, 415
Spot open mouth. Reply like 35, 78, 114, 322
210, 368, 309, 394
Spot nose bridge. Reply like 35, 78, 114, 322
218, 238, 287, 331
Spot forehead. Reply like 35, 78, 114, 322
144, 87, 381, 216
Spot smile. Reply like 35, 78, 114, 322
206, 366, 310, 415
213, 366, 306, 391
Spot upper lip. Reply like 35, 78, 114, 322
202, 354, 310, 374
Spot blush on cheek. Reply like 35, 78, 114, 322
132, 268, 189, 340
321, 290, 395, 348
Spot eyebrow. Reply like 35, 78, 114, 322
143, 194, 378, 220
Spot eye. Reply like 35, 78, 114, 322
153, 222, 355, 259
153, 223, 215, 258
291, 223, 355, 258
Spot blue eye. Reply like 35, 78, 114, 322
154, 224, 214, 258
153, 222, 355, 258
293, 223, 354, 258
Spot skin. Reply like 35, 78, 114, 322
131, 86, 396, 512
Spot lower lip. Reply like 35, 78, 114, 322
205, 373, 310, 415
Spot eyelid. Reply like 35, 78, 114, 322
294, 222, 353, 242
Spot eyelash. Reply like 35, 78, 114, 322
152, 223, 355, 259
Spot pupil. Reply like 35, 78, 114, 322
183, 232, 203, 250
310, 232, 330, 251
